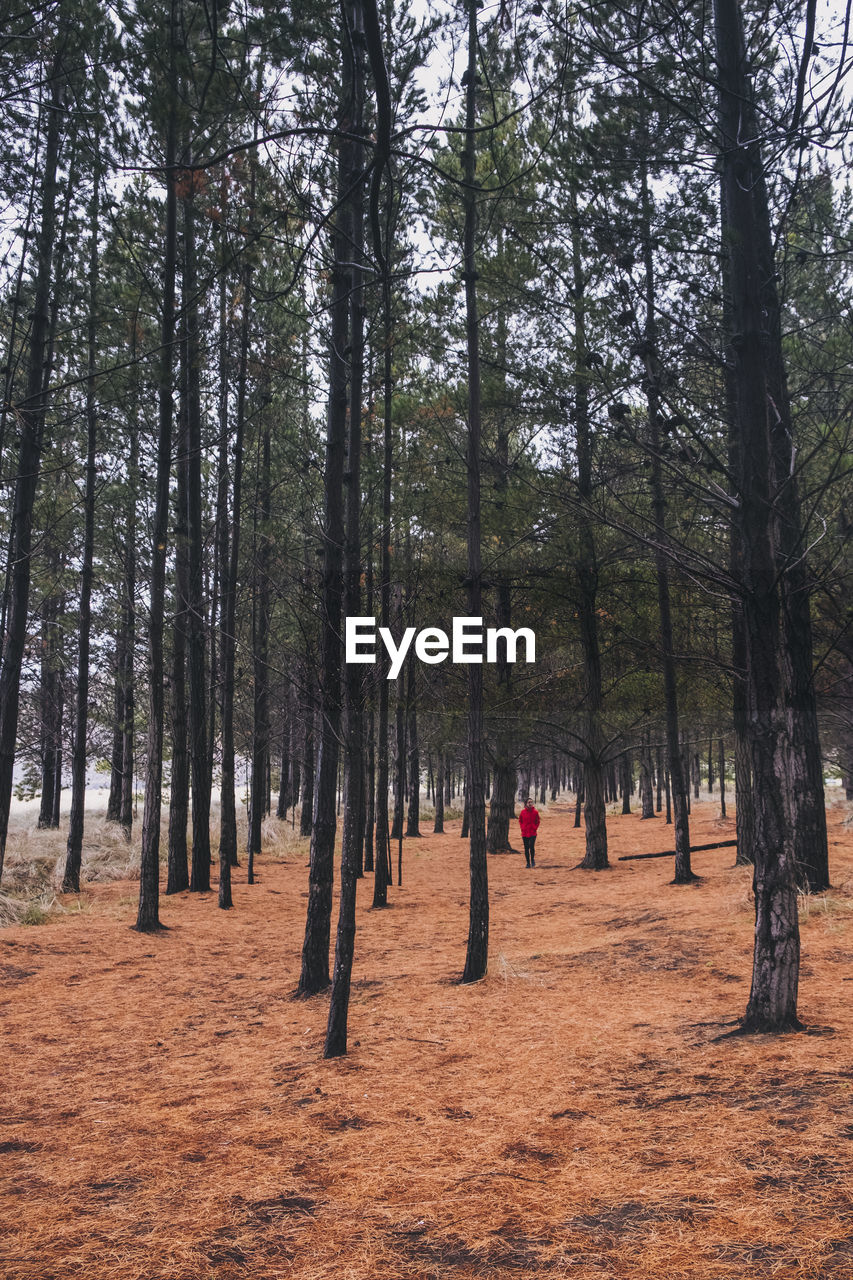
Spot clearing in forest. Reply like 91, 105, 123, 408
2, 799, 853, 1280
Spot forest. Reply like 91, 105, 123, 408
1, 0, 853, 1275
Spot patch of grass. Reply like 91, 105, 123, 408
0, 889, 56, 927
799, 890, 853, 925
21, 900, 51, 926
259, 814, 309, 861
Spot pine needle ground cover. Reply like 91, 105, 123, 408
2, 800, 852, 1280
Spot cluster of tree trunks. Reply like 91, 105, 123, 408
0, 0, 838, 1060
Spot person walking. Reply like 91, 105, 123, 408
519, 797, 540, 867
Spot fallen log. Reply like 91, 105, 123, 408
618, 839, 738, 862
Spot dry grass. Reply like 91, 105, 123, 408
2, 798, 853, 1279
259, 813, 308, 862
0, 826, 63, 926
0, 803, 303, 924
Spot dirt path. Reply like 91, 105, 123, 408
2, 801, 853, 1279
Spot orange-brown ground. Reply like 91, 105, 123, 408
2, 799, 853, 1279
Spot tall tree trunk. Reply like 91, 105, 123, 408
183, 181, 212, 892
362, 423, 376, 876
248, 418, 271, 885
749, 96, 829, 897
218, 192, 252, 896
290, 736, 301, 817
405, 656, 421, 836
167, 375, 190, 894
372, 284, 393, 909
37, 576, 62, 830
136, 11, 178, 931
214, 205, 233, 895
298, 26, 353, 992
715, 0, 800, 1029
212, 169, 230, 845
277, 707, 290, 819
486, 755, 516, 852
620, 753, 632, 815
722, 245, 753, 875
569, 163, 608, 871
391, 662, 406, 842
434, 752, 445, 833
106, 625, 126, 823
363, 711, 374, 873
299, 670, 316, 838
461, 0, 488, 982
732, 607, 755, 866
109, 389, 138, 836
119, 418, 138, 836
326, 0, 369, 1055
485, 296, 517, 856
639, 738, 655, 820
52, 708, 63, 826
62, 155, 100, 892
636, 118, 693, 881
723, 207, 756, 868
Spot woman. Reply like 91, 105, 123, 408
518, 797, 540, 867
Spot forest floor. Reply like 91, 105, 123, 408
2, 796, 853, 1280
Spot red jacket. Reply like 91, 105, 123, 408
519, 805, 540, 838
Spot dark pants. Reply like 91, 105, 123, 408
523, 835, 536, 866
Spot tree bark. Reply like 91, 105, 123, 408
183, 179, 212, 893
639, 735, 655, 820
37, 572, 63, 830
108, 406, 137, 841
372, 282, 393, 908
217, 183, 251, 900
405, 656, 421, 836
715, 0, 801, 1029
248, 419, 271, 885
391, 655, 406, 841
636, 122, 693, 880
326, 0, 369, 1055
62, 153, 100, 892
299, 674, 316, 838
570, 180, 608, 870
277, 708, 290, 819
486, 752, 516, 852
167, 361, 190, 895
106, 625, 126, 823
119, 420, 138, 836
485, 325, 517, 856
298, 24, 353, 993
752, 124, 829, 896
620, 753, 632, 815
136, 9, 178, 931
434, 752, 445, 833
362, 430, 376, 876
460, 0, 488, 982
